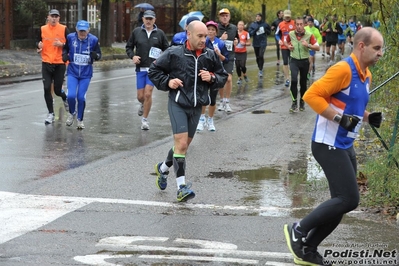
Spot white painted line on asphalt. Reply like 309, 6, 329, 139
0, 191, 312, 245
138, 255, 259, 264
0, 191, 87, 245
75, 236, 293, 265
97, 241, 292, 260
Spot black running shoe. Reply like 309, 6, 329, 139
299, 100, 305, 111
284, 223, 304, 260
294, 250, 332, 266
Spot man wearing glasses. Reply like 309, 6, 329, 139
126, 10, 169, 130
37, 9, 70, 125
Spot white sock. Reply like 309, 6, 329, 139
200, 114, 205, 119
160, 162, 169, 173
176, 176, 185, 189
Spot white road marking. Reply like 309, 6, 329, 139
74, 236, 293, 265
0, 191, 310, 245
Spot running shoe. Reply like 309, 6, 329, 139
196, 117, 206, 131
77, 120, 85, 129
141, 119, 149, 130
45, 113, 55, 124
244, 76, 249, 82
237, 78, 242, 85
154, 162, 168, 190
138, 104, 144, 116
258, 70, 263, 78
63, 100, 69, 113
66, 112, 76, 126
285, 79, 290, 87
294, 250, 332, 266
207, 117, 216, 131
177, 183, 195, 202
284, 223, 304, 260
225, 103, 232, 113
217, 101, 225, 111
299, 100, 305, 111
290, 101, 298, 113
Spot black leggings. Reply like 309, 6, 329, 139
42, 62, 67, 113
253, 46, 266, 71
289, 58, 309, 102
235, 52, 247, 77
300, 141, 359, 249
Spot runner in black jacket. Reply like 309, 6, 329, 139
149, 21, 228, 202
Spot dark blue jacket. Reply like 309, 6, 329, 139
248, 20, 271, 47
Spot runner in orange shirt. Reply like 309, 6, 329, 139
275, 10, 296, 87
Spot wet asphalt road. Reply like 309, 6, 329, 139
0, 50, 398, 266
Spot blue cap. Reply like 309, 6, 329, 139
186, 16, 200, 26
76, 20, 90, 31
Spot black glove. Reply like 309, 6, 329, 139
368, 112, 382, 128
90, 51, 98, 60
62, 53, 69, 63
340, 114, 360, 131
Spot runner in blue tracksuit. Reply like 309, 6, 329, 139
62, 20, 101, 129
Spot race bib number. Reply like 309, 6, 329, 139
224, 40, 233, 51
256, 26, 265, 35
74, 54, 90, 66
149, 47, 162, 59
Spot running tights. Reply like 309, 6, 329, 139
300, 141, 359, 250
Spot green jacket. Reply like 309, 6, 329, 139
289, 31, 312, 60
305, 25, 322, 45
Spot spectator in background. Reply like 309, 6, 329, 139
36, 9, 69, 125
271, 10, 284, 65
248, 13, 271, 78
63, 20, 101, 129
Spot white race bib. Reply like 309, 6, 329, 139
149, 47, 162, 59
256, 26, 265, 35
74, 54, 90, 66
224, 40, 233, 51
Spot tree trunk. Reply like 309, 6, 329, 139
100, 0, 112, 47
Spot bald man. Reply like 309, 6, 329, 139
284, 27, 384, 266
149, 21, 228, 202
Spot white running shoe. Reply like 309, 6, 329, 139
66, 113, 76, 126
63, 100, 69, 113
141, 119, 149, 130
77, 120, 85, 129
225, 103, 232, 113
138, 104, 143, 116
45, 113, 54, 124
207, 118, 216, 131
217, 101, 225, 111
196, 117, 206, 131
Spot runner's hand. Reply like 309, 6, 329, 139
340, 114, 360, 131
368, 112, 382, 128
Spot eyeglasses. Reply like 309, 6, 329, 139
144, 17, 154, 20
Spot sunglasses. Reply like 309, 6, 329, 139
50, 15, 59, 18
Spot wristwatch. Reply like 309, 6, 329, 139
308, 43, 312, 48
333, 114, 342, 123
210, 74, 216, 83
